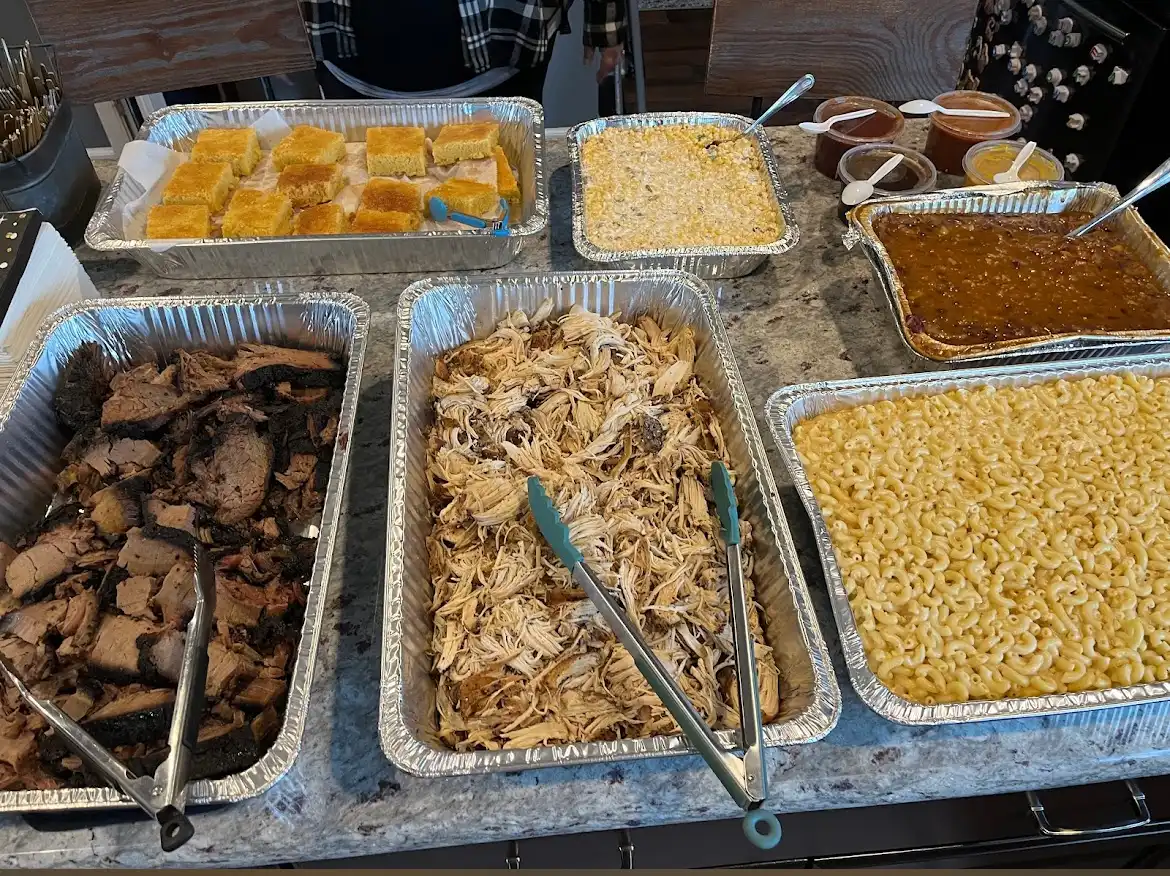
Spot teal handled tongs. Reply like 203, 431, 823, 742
527, 463, 782, 849
427, 195, 511, 236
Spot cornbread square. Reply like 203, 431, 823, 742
190, 128, 261, 176
221, 188, 293, 238
293, 203, 348, 235
145, 204, 211, 239
161, 162, 235, 211
431, 122, 499, 165
272, 125, 346, 171
430, 179, 499, 218
277, 163, 345, 207
493, 146, 520, 215
366, 126, 427, 177
351, 209, 421, 233
359, 178, 422, 215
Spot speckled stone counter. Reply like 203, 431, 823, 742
2, 126, 1169, 868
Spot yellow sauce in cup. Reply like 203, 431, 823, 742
963, 141, 1064, 186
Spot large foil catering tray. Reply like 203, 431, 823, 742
567, 113, 799, 280
846, 181, 1170, 366
767, 352, 1170, 725
84, 99, 548, 279
0, 288, 368, 812
382, 270, 839, 776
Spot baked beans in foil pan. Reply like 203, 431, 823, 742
845, 181, 1170, 367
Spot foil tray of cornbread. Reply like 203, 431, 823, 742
84, 100, 548, 279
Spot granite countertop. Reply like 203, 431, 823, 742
3, 125, 1170, 868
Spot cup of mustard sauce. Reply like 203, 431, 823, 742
962, 140, 1065, 186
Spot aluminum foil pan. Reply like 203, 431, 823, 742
0, 288, 368, 812
767, 351, 1170, 725
84, 99, 548, 279
846, 181, 1170, 365
382, 270, 839, 776
566, 114, 799, 279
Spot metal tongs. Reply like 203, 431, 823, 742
527, 464, 782, 849
0, 543, 216, 852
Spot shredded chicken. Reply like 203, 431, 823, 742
426, 302, 780, 751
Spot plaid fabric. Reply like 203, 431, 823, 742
300, 0, 625, 70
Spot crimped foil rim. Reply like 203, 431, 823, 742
381, 270, 839, 776
765, 352, 1170, 725
566, 113, 800, 265
846, 181, 1170, 364
83, 98, 549, 251
0, 289, 369, 811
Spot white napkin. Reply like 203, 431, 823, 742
0, 221, 100, 389
118, 141, 186, 250
250, 109, 293, 150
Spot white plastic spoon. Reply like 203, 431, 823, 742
899, 98, 1010, 119
798, 108, 876, 135
993, 140, 1037, 183
841, 153, 905, 207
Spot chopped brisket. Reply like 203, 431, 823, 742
117, 528, 188, 577
143, 499, 198, 536
3, 341, 341, 792
187, 420, 273, 525
153, 561, 195, 628
53, 343, 113, 432
101, 366, 188, 437
0, 598, 69, 644
176, 350, 233, 400
86, 614, 160, 678
234, 676, 287, 711
5, 522, 96, 600
0, 635, 53, 682
274, 453, 316, 491
87, 475, 148, 536
232, 344, 342, 391
115, 576, 158, 620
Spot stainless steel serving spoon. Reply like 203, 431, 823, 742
706, 74, 816, 155
1067, 154, 1170, 238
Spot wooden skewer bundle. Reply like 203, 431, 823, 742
0, 41, 62, 163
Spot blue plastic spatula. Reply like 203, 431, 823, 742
428, 195, 511, 236
527, 468, 782, 849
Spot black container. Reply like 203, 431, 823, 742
0, 102, 101, 245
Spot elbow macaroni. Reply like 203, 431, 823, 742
794, 373, 1170, 704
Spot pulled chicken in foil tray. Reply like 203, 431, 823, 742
426, 301, 780, 751
0, 342, 344, 792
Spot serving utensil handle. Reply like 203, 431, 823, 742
1069, 154, 1170, 238
744, 74, 816, 137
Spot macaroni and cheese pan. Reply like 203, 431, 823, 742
767, 352, 1170, 725
567, 113, 799, 279
845, 181, 1170, 366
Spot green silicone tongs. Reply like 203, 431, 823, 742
527, 463, 782, 849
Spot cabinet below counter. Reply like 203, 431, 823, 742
3, 125, 1170, 868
